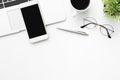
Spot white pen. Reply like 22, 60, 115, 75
57, 27, 88, 36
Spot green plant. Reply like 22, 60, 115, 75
102, 0, 120, 20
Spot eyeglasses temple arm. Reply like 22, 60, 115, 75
81, 23, 95, 28
106, 29, 111, 38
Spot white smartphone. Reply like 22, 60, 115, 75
21, 2, 48, 43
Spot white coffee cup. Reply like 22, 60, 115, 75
70, 0, 91, 16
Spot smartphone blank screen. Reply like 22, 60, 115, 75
21, 4, 47, 39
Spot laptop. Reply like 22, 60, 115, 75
0, 0, 66, 37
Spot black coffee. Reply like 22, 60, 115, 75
71, 0, 90, 10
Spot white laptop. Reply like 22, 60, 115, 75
0, 0, 66, 37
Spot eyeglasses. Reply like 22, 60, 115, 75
80, 17, 114, 38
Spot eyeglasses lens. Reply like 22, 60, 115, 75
84, 17, 97, 29
100, 24, 114, 36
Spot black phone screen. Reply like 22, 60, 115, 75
21, 4, 47, 39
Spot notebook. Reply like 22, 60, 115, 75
38, 0, 66, 25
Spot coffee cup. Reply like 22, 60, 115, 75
70, 0, 90, 16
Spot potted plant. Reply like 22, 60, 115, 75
102, 0, 120, 20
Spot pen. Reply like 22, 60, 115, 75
57, 27, 88, 36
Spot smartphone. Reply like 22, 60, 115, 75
21, 3, 48, 43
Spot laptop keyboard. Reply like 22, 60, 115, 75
0, 0, 32, 9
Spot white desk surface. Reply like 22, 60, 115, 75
0, 0, 120, 80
